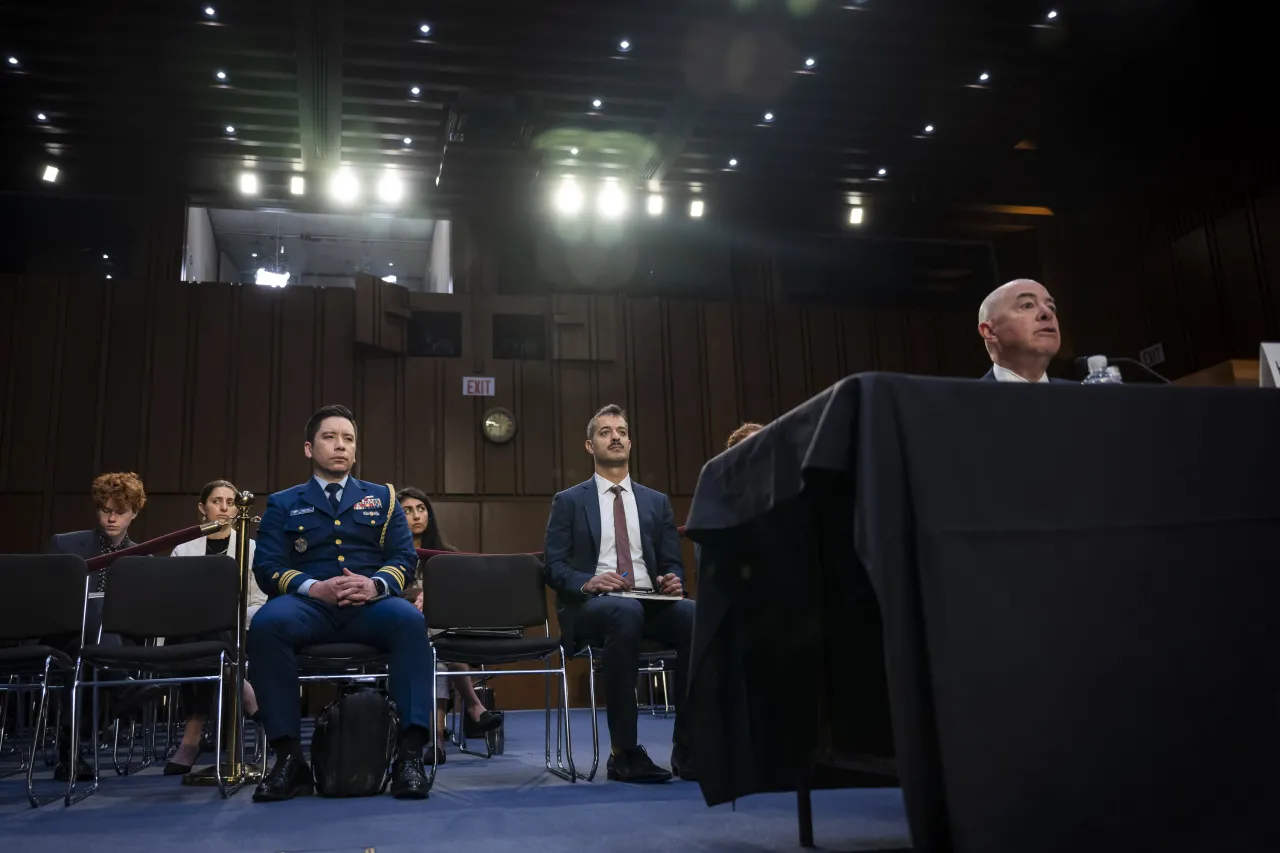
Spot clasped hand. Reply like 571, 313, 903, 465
310, 568, 376, 606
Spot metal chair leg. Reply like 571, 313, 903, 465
797, 783, 814, 847
26, 657, 63, 808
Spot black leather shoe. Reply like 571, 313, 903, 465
670, 743, 698, 781
53, 754, 94, 783
462, 710, 503, 739
606, 745, 672, 784
252, 752, 314, 802
390, 755, 429, 799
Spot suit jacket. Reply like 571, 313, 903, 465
171, 532, 268, 619
253, 478, 416, 599
45, 530, 105, 560
980, 367, 1074, 385
543, 477, 685, 650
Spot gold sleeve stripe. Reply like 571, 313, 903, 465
279, 570, 301, 593
380, 566, 406, 588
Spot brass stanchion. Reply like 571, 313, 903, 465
185, 491, 262, 788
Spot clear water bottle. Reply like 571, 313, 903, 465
1082, 354, 1114, 385
1106, 365, 1124, 384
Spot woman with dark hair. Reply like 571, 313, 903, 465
397, 487, 501, 761
165, 479, 264, 775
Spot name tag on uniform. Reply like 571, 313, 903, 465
289, 507, 315, 516
354, 497, 382, 510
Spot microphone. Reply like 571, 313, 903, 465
1073, 356, 1171, 385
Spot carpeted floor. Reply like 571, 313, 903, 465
0, 710, 911, 852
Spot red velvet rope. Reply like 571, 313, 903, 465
84, 524, 215, 573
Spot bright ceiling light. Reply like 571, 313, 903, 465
238, 172, 259, 195
410, 85, 421, 96
225, 125, 235, 134
330, 169, 360, 204
728, 158, 738, 167
102, 253, 109, 260
204, 6, 216, 17
42, 165, 58, 183
403, 136, 412, 145
36, 112, 46, 121
849, 205, 864, 225
804, 57, 816, 68
570, 147, 579, 155
251, 252, 258, 258
382, 274, 398, 283
377, 170, 405, 204
877, 167, 887, 176
689, 199, 705, 218
553, 178, 584, 216
1046, 9, 1057, 19
618, 39, 631, 52
105, 274, 113, 280
388, 262, 394, 267
647, 194, 664, 216
6, 56, 18, 66
592, 98, 602, 109
763, 112, 774, 122
290, 175, 305, 195
419, 23, 431, 35
597, 181, 628, 219
924, 124, 934, 133
979, 71, 990, 82
255, 268, 290, 288
215, 70, 227, 81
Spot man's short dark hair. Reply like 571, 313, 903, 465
305, 404, 357, 444
586, 404, 627, 440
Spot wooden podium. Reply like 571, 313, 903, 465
1174, 359, 1259, 387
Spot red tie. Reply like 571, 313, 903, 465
610, 485, 634, 578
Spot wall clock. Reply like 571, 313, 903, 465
482, 407, 517, 444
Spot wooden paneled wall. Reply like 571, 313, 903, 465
0, 274, 985, 706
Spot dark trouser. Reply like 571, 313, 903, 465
574, 596, 696, 752
246, 594, 433, 742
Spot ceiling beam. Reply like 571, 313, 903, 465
296, 0, 345, 171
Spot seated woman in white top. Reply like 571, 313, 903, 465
165, 479, 267, 775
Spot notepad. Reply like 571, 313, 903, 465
607, 590, 685, 601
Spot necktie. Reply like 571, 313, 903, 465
609, 486, 634, 579
325, 482, 342, 514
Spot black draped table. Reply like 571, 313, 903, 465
684, 373, 1280, 853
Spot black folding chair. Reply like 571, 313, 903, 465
65, 556, 241, 803
423, 553, 576, 787
0, 555, 88, 807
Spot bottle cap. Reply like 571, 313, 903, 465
1087, 355, 1108, 373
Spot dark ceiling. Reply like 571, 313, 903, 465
0, 0, 1207, 229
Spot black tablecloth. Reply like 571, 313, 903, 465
684, 373, 1280, 853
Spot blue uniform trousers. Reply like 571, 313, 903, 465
247, 593, 433, 741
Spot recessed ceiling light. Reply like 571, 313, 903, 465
647, 194, 664, 216
924, 124, 934, 133
410, 85, 421, 96
215, 70, 227, 81
377, 170, 405, 204
290, 175, 305, 195
763, 112, 774, 122
849, 206, 864, 225
105, 274, 113, 280
554, 178, 584, 216
331, 169, 360, 204
979, 71, 990, 82
403, 136, 412, 145
570, 147, 579, 155
689, 199, 705, 219
251, 252, 258, 258
42, 165, 58, 183
389, 262, 394, 267
225, 125, 235, 134
419, 23, 431, 35
6, 57, 18, 66
618, 39, 631, 52
1046, 9, 1058, 20
36, 112, 47, 121
204, 6, 216, 17
239, 172, 259, 195
592, 98, 602, 109
877, 167, 887, 176
728, 158, 738, 167
102, 253, 109, 260
804, 57, 816, 69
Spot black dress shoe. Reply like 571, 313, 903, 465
252, 752, 314, 802
670, 743, 698, 781
390, 755, 429, 800
462, 710, 503, 739
606, 745, 672, 784
53, 754, 95, 783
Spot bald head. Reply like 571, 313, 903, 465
977, 279, 1060, 373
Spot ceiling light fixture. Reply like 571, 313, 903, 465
215, 70, 227, 81
728, 158, 738, 167
597, 180, 629, 219
290, 175, 305, 196
419, 23, 432, 35
849, 205, 864, 225
255, 269, 290, 288
42, 165, 59, 183
1046, 9, 1058, 20
647, 194, 664, 216
6, 56, 18, 66
377, 170, 405, 204
763, 112, 774, 123
570, 147, 579, 155
105, 274, 113, 280
924, 124, 934, 133
689, 199, 705, 219
204, 6, 216, 18
877, 167, 887, 176
618, 39, 631, 52
592, 98, 602, 109
410, 85, 421, 96
251, 252, 258, 258
389, 262, 394, 267
382, 275, 398, 283
102, 254, 109, 260
553, 177, 584, 216
403, 136, 412, 145
979, 71, 990, 82
239, 172, 259, 195
330, 169, 360, 204
804, 57, 816, 69
36, 112, 47, 121
224, 125, 235, 135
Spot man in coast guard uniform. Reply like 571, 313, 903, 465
248, 404, 431, 801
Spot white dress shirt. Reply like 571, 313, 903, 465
993, 363, 1049, 384
594, 473, 653, 591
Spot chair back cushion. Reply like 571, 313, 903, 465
101, 556, 239, 638
423, 554, 547, 630
0, 554, 88, 640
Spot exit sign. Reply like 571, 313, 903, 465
1139, 343, 1166, 368
462, 376, 495, 396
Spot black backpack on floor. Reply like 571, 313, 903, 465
310, 688, 398, 797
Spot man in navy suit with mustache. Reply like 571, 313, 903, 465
977, 278, 1072, 383
544, 404, 696, 784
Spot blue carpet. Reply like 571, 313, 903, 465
0, 711, 911, 852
